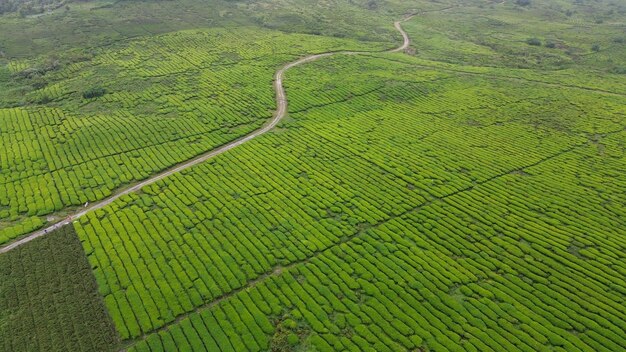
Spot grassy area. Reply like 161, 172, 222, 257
402, 0, 626, 72
0, 225, 119, 351
0, 0, 417, 59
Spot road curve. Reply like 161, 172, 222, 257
389, 16, 415, 53
0, 15, 415, 254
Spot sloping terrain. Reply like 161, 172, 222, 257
80, 51, 626, 351
0, 0, 625, 351
0, 28, 388, 245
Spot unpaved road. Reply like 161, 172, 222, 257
0, 15, 415, 254
390, 16, 414, 53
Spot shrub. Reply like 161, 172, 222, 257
526, 38, 542, 46
287, 333, 299, 345
82, 86, 106, 99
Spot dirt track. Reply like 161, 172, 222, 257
0, 15, 415, 254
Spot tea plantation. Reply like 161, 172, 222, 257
0, 28, 388, 244
0, 226, 118, 351
0, 0, 625, 351
79, 53, 626, 351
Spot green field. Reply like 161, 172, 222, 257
76, 53, 626, 351
0, 226, 119, 351
0, 28, 391, 244
1, 0, 625, 351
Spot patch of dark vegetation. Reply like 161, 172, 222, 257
26, 52, 90, 74
609, 66, 626, 74
0, 226, 119, 352
269, 314, 312, 352
0, 0, 66, 16
82, 86, 106, 99
526, 37, 542, 46
16, 56, 60, 79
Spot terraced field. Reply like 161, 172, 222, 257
0, 28, 389, 245
1, 0, 625, 351
73, 51, 625, 350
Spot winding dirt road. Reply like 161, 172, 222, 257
0, 15, 415, 254
390, 17, 414, 53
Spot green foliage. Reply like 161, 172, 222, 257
0, 216, 44, 244
287, 333, 299, 345
526, 37, 542, 46
82, 86, 106, 99
2, 1, 626, 352
0, 0, 401, 58
0, 226, 119, 351
0, 28, 387, 245
88, 51, 624, 351
400, 1, 626, 71
609, 66, 626, 74
0, 0, 64, 16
